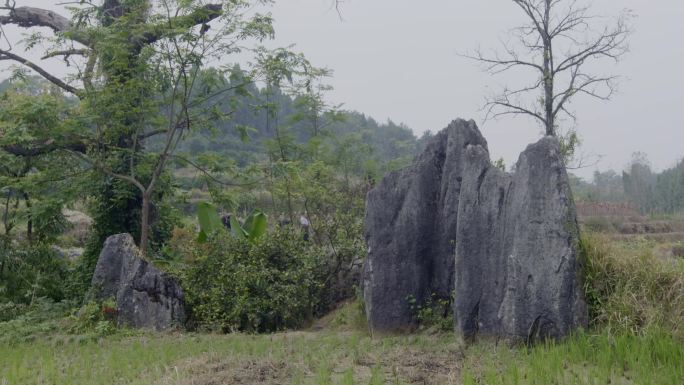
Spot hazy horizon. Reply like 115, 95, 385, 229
2, 0, 683, 179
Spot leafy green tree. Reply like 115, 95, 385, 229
0, 1, 273, 260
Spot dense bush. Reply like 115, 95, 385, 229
0, 298, 74, 344
181, 229, 328, 333
581, 232, 684, 338
0, 241, 70, 304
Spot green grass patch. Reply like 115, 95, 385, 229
462, 326, 684, 385
0, 331, 461, 385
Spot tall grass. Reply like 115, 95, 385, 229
462, 326, 684, 385
581, 232, 684, 337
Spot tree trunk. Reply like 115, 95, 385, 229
140, 191, 151, 257
2, 193, 11, 236
23, 191, 32, 243
543, 0, 555, 136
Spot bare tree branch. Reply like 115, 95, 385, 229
67, 150, 146, 193
0, 6, 90, 46
465, 0, 631, 140
0, 49, 83, 95
41, 48, 88, 60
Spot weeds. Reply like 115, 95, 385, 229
462, 326, 684, 385
581, 232, 684, 337
407, 292, 453, 332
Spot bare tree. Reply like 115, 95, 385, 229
464, 0, 632, 137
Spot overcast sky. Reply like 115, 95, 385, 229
2, 1, 683, 179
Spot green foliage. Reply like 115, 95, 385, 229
407, 293, 454, 332
0, 298, 74, 344
182, 229, 325, 333
462, 326, 684, 385
196, 201, 268, 243
0, 328, 456, 385
228, 209, 269, 242
68, 299, 116, 336
559, 129, 581, 164
492, 157, 506, 172
0, 242, 69, 305
0, 301, 28, 323
196, 201, 223, 242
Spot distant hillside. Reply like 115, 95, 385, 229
163, 71, 432, 175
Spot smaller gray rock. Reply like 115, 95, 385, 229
90, 234, 185, 330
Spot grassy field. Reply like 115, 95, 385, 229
2, 232, 684, 385
1, 308, 683, 385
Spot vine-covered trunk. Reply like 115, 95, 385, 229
22, 191, 32, 243
140, 192, 151, 257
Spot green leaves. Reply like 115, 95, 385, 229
243, 210, 268, 242
231, 210, 268, 243
197, 201, 268, 243
197, 201, 223, 243
229, 215, 246, 239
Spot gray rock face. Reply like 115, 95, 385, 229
91, 234, 186, 330
364, 119, 487, 331
363, 119, 587, 341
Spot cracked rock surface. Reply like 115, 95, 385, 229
90, 233, 186, 330
363, 119, 587, 341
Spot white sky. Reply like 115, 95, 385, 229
2, 1, 683, 179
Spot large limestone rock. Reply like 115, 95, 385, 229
364, 119, 486, 331
90, 234, 186, 330
363, 119, 587, 341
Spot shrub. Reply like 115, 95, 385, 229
182, 228, 327, 333
0, 302, 29, 322
581, 232, 684, 338
0, 242, 70, 304
0, 298, 74, 343
407, 293, 453, 332
68, 299, 117, 336
310, 210, 365, 313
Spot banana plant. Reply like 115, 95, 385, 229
197, 201, 268, 243
197, 201, 223, 243
230, 210, 268, 243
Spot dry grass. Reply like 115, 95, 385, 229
582, 232, 684, 337
154, 332, 461, 385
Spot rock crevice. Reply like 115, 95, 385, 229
363, 119, 587, 341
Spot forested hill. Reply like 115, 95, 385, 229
148, 68, 431, 176
0, 74, 432, 178
163, 72, 433, 175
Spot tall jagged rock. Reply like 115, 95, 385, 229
363, 119, 587, 341
363, 119, 487, 331
90, 233, 186, 330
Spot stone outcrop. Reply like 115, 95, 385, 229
363, 119, 587, 341
90, 234, 186, 330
